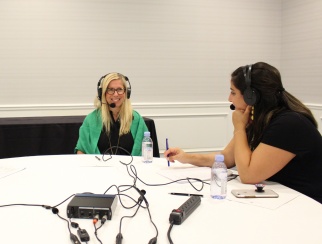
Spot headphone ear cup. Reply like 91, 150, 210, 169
243, 64, 260, 106
97, 81, 102, 101
127, 87, 131, 99
124, 76, 131, 99
97, 75, 107, 102
243, 87, 259, 106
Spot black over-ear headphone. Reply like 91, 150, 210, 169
243, 65, 259, 106
97, 73, 131, 101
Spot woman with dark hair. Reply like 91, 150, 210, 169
165, 62, 322, 203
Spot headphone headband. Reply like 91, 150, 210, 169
243, 65, 252, 87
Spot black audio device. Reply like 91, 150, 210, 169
67, 193, 117, 220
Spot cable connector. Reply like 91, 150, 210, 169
71, 222, 79, 228
101, 214, 108, 224
42, 205, 52, 209
148, 237, 157, 244
70, 233, 81, 244
116, 233, 123, 244
77, 228, 90, 242
93, 214, 99, 224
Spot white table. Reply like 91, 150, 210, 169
0, 154, 321, 244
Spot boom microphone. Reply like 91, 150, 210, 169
109, 103, 116, 108
230, 104, 235, 110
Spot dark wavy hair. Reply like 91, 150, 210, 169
231, 62, 317, 149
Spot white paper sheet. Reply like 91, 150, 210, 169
157, 166, 211, 183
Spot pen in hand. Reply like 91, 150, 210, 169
166, 138, 170, 167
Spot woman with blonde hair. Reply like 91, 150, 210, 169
76, 72, 148, 156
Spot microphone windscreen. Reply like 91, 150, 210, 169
230, 104, 235, 110
52, 207, 59, 214
110, 103, 116, 108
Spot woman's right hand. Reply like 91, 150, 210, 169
232, 105, 252, 131
164, 147, 186, 163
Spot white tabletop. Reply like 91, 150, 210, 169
0, 154, 321, 244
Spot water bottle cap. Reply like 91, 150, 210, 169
215, 154, 224, 162
144, 131, 150, 137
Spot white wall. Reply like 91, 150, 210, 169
281, 0, 322, 104
0, 0, 321, 155
281, 0, 322, 142
0, 0, 281, 106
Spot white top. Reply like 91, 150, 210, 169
0, 154, 321, 244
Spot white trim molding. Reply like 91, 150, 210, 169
1, 102, 321, 154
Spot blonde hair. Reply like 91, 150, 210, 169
94, 72, 133, 135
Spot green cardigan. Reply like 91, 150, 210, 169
75, 109, 148, 156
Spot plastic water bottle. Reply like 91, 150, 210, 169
210, 154, 227, 199
142, 131, 153, 163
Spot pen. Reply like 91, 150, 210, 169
166, 138, 170, 167
169, 192, 203, 197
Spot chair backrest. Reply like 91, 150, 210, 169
143, 117, 160, 157
0, 116, 160, 158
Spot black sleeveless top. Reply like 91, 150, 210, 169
97, 114, 134, 155
263, 111, 322, 203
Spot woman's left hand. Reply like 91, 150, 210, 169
232, 105, 252, 131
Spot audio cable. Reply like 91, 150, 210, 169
167, 221, 175, 244
48, 206, 81, 244
101, 146, 133, 165
167, 196, 201, 244
70, 221, 90, 243
0, 194, 86, 244
116, 196, 143, 244
115, 186, 158, 244
127, 163, 208, 191
96, 151, 238, 244
92, 214, 103, 244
